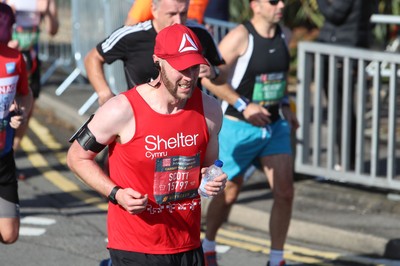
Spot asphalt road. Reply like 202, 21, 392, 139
1, 95, 397, 266
2, 64, 399, 265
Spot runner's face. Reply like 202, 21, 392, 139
160, 61, 199, 101
254, 0, 285, 23
154, 0, 189, 29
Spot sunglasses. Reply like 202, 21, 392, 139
268, 0, 284, 5
252, 0, 284, 5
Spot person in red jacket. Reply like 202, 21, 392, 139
67, 24, 227, 266
0, 2, 33, 245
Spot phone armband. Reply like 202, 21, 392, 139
68, 114, 106, 153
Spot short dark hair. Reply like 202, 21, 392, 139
0, 3, 15, 27
0, 3, 15, 43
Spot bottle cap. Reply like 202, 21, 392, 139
214, 160, 223, 167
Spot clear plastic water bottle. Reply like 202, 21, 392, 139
198, 160, 224, 198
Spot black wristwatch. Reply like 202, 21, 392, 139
108, 186, 121, 205
210, 65, 220, 81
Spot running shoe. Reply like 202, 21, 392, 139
204, 251, 218, 266
267, 260, 287, 266
99, 258, 112, 266
17, 170, 26, 181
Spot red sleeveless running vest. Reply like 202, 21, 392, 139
107, 87, 209, 254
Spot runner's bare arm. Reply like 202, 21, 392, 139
84, 48, 115, 106
67, 94, 133, 199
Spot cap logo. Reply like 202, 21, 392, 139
178, 33, 198, 53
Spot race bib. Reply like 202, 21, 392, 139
0, 76, 18, 119
252, 72, 286, 106
153, 154, 201, 204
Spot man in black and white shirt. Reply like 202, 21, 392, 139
85, 0, 224, 106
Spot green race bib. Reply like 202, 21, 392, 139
252, 72, 286, 106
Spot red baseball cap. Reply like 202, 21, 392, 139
154, 24, 209, 71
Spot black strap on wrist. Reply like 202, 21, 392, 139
107, 186, 121, 205
210, 65, 220, 81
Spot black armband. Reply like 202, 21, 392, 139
68, 114, 106, 153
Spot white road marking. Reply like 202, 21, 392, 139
19, 227, 46, 236
21, 216, 56, 225
19, 216, 56, 236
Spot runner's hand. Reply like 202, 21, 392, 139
117, 188, 148, 215
243, 103, 271, 127
198, 64, 212, 79
200, 167, 227, 197
281, 105, 300, 130
9, 102, 25, 129
98, 91, 115, 106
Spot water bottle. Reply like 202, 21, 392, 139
198, 160, 224, 198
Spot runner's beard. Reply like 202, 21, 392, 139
160, 67, 196, 101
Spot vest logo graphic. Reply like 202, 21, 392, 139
144, 132, 199, 160
178, 33, 198, 53
6, 62, 16, 74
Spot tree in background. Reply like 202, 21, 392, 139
229, 0, 400, 40
229, 0, 323, 27
227, 0, 400, 78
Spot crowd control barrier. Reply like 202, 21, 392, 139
54, 0, 132, 115
366, 14, 400, 77
39, 0, 73, 85
203, 17, 237, 43
296, 41, 400, 191
43, 3, 237, 116
41, 5, 400, 192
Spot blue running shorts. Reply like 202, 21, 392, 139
218, 116, 292, 181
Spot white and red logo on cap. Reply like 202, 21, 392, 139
178, 33, 198, 53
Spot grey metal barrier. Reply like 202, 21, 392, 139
39, 0, 73, 85
296, 41, 400, 191
55, 0, 132, 115
203, 17, 237, 44
365, 15, 400, 121
366, 14, 400, 77
42, 10, 237, 116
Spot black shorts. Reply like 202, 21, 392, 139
109, 247, 205, 266
0, 150, 19, 204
